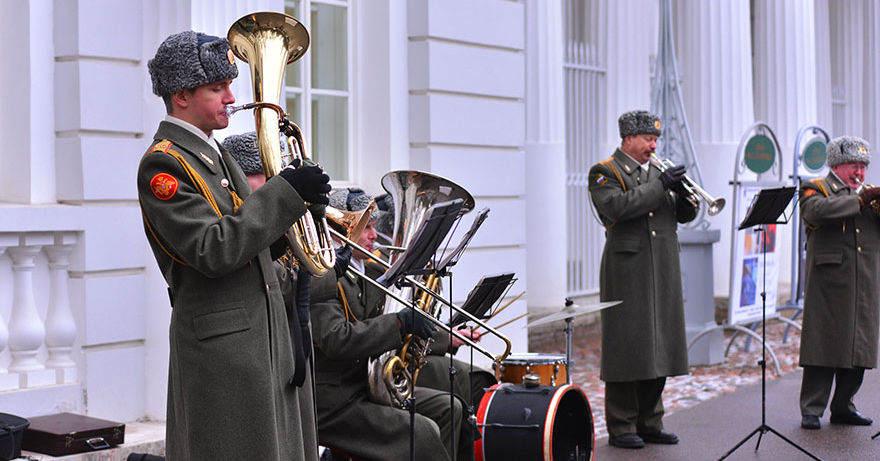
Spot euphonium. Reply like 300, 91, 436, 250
650, 153, 726, 216
227, 12, 335, 275
369, 171, 475, 407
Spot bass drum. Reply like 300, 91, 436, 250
475, 383, 594, 461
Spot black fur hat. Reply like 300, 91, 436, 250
148, 31, 238, 97
618, 110, 662, 138
222, 132, 262, 175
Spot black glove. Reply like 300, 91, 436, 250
396, 308, 436, 340
658, 165, 686, 190
858, 186, 880, 208
294, 269, 313, 360
278, 159, 331, 205
334, 245, 352, 278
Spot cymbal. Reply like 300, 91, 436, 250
526, 300, 622, 328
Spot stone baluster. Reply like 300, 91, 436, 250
7, 233, 56, 387
44, 232, 78, 384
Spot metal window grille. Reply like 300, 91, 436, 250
564, 0, 606, 297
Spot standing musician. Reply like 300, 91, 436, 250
798, 135, 880, 430
587, 110, 698, 449
309, 188, 469, 461
139, 32, 329, 460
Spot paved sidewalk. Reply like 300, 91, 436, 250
529, 317, 803, 440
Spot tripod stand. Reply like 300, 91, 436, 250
719, 187, 818, 460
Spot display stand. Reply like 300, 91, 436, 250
687, 123, 801, 375
719, 186, 818, 460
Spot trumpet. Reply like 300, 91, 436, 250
853, 178, 880, 213
650, 153, 726, 216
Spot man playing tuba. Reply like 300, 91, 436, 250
139, 31, 330, 460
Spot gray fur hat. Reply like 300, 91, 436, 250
222, 132, 262, 175
618, 110, 662, 138
148, 31, 239, 97
330, 187, 383, 223
827, 136, 871, 167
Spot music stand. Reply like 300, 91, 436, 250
436, 207, 490, 273
719, 186, 819, 460
448, 273, 515, 327
376, 199, 464, 288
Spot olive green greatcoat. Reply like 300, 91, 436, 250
799, 173, 880, 369
588, 149, 698, 382
309, 262, 454, 461
138, 121, 318, 461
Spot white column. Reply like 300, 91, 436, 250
0, 235, 17, 391
672, 0, 754, 296
751, 0, 820, 302
7, 234, 56, 388
525, 0, 566, 310
752, 0, 818, 159
602, 0, 657, 154
828, 0, 864, 138
44, 233, 78, 384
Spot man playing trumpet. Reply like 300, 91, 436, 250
588, 110, 698, 449
798, 135, 880, 430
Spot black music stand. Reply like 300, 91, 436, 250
448, 273, 515, 327
436, 208, 490, 273
719, 186, 818, 460
376, 199, 464, 288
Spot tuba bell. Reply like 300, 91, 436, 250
227, 12, 336, 275
368, 171, 476, 407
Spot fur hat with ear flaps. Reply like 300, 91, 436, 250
827, 135, 870, 168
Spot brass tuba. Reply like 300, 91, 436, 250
367, 171, 476, 407
227, 12, 336, 275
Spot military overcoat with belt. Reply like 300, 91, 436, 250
588, 149, 698, 382
799, 173, 880, 369
137, 121, 318, 461
309, 261, 454, 461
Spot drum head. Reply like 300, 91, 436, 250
502, 353, 566, 365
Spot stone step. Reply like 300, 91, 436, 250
20, 421, 165, 461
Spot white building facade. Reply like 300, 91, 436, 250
0, 0, 877, 430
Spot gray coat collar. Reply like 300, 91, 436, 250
154, 121, 221, 175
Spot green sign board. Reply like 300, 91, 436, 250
802, 140, 827, 172
744, 135, 775, 174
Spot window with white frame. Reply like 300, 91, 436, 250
284, 0, 351, 180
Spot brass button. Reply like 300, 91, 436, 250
858, 246, 863, 253
265, 284, 270, 294
857, 228, 861, 234
651, 230, 657, 237
648, 212, 654, 218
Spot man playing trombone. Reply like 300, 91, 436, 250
309, 188, 468, 461
588, 110, 698, 449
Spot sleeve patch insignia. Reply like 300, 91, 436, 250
150, 173, 179, 201
803, 189, 817, 197
595, 174, 607, 185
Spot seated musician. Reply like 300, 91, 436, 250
309, 187, 469, 461
370, 193, 498, 411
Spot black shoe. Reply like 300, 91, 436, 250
638, 430, 679, 444
609, 433, 645, 449
830, 411, 873, 426
801, 415, 820, 429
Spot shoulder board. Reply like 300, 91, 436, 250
599, 157, 615, 165
151, 140, 174, 153
805, 178, 829, 197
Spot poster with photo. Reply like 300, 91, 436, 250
729, 185, 780, 324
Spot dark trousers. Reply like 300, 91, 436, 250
604, 377, 666, 437
799, 365, 865, 417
